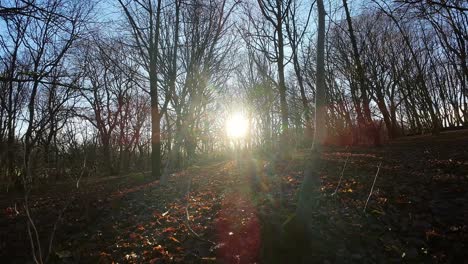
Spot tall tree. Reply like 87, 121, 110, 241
119, 0, 164, 178
256, 0, 291, 151
373, 0, 441, 134
296, 0, 326, 252
342, 0, 380, 145
285, 0, 314, 142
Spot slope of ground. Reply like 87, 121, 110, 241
1, 130, 467, 263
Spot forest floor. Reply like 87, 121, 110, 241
1, 130, 468, 263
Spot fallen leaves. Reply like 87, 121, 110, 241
3, 132, 468, 263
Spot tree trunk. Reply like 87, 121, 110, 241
295, 0, 326, 251
150, 0, 162, 179
277, 12, 289, 152
343, 0, 378, 145
102, 136, 114, 175
24, 79, 41, 186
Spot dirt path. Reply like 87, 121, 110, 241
1, 130, 468, 263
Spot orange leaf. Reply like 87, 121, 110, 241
163, 227, 176, 233
153, 245, 165, 254
169, 236, 180, 243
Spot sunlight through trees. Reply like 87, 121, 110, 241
1, 0, 468, 262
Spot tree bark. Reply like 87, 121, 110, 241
295, 0, 326, 248
276, 2, 290, 151
342, 0, 378, 144
150, 0, 162, 179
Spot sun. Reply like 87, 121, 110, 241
226, 112, 249, 139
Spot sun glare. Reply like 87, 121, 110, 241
226, 112, 249, 139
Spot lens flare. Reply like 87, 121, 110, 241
226, 112, 248, 139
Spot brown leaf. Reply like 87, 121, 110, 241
163, 227, 177, 233
169, 236, 180, 243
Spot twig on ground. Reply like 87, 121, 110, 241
23, 147, 43, 264
45, 195, 75, 263
76, 155, 87, 189
184, 174, 216, 246
332, 153, 350, 196
363, 161, 382, 213
24, 193, 43, 264
26, 221, 39, 264
23, 147, 87, 263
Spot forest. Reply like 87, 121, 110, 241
1, 0, 467, 263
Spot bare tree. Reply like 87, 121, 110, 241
285, 0, 314, 142
251, 0, 292, 151
296, 0, 326, 251
118, 0, 164, 178
75, 37, 137, 175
